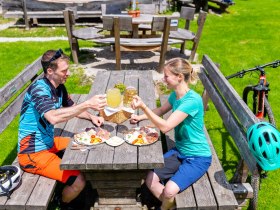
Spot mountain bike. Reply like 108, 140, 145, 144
226, 60, 280, 125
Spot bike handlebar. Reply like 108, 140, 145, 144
226, 60, 280, 79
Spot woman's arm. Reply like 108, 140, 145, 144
131, 96, 187, 133
130, 100, 172, 124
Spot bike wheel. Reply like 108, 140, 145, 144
243, 85, 256, 112
264, 97, 276, 125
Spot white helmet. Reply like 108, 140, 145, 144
0, 165, 21, 198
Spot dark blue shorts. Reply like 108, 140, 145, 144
154, 148, 212, 192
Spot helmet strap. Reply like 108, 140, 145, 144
0, 175, 13, 199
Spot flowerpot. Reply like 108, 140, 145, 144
128, 10, 137, 18
136, 10, 140, 17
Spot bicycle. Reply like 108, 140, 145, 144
226, 60, 280, 126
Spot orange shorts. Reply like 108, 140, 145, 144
18, 136, 80, 185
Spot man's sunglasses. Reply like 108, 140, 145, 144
47, 49, 64, 63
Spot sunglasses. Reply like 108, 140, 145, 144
47, 49, 63, 63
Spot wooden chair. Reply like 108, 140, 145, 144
101, 16, 181, 70
138, 3, 157, 35
63, 9, 103, 64
169, 6, 207, 61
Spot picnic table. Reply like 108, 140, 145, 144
60, 70, 164, 209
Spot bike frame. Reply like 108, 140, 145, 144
251, 67, 268, 119
226, 60, 280, 122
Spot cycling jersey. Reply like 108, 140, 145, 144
18, 77, 74, 154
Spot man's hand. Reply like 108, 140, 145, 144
130, 114, 141, 124
91, 115, 104, 127
87, 94, 107, 111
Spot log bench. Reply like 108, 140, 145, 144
159, 54, 259, 209
0, 56, 84, 209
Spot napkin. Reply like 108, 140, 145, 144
103, 106, 135, 117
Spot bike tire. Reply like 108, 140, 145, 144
264, 97, 276, 126
242, 85, 255, 111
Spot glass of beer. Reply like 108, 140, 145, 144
107, 88, 121, 108
123, 86, 138, 107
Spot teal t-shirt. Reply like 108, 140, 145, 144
168, 90, 211, 157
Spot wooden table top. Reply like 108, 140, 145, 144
102, 14, 154, 25
60, 70, 164, 171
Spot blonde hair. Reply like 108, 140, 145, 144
163, 58, 199, 85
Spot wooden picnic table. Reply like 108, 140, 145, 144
103, 13, 179, 38
60, 70, 164, 209
103, 14, 154, 38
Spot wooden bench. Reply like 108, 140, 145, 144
208, 0, 234, 12
0, 57, 85, 209
175, 0, 233, 12
159, 54, 260, 209
2, 0, 102, 29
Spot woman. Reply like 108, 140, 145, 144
130, 58, 212, 210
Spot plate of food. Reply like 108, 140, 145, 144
74, 127, 111, 146
124, 126, 159, 146
106, 136, 125, 147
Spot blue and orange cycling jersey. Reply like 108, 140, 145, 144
18, 77, 74, 154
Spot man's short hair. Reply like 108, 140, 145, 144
41, 49, 70, 74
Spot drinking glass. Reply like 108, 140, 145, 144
123, 86, 138, 107
107, 88, 121, 108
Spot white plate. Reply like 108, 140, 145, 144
106, 136, 125, 147
124, 127, 159, 146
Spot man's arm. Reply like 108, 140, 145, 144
44, 94, 106, 125
76, 111, 104, 127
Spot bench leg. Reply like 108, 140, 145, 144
249, 170, 260, 210
189, 40, 199, 62
71, 38, 79, 64
180, 41, 186, 54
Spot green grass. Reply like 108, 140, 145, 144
1, 0, 280, 208
0, 26, 67, 37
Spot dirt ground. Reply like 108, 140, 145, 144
79, 46, 200, 80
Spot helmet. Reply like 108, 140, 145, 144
247, 122, 280, 171
0, 165, 21, 198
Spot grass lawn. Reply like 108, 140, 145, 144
1, 0, 280, 209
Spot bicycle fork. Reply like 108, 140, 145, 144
242, 76, 270, 120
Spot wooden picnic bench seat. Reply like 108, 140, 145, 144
159, 54, 260, 209
0, 56, 56, 209
0, 56, 86, 209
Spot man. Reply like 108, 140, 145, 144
17, 49, 107, 208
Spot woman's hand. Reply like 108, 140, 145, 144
91, 115, 104, 127
131, 95, 146, 110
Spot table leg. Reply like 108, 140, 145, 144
132, 24, 139, 38
86, 170, 147, 207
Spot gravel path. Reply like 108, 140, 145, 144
0, 36, 68, 42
